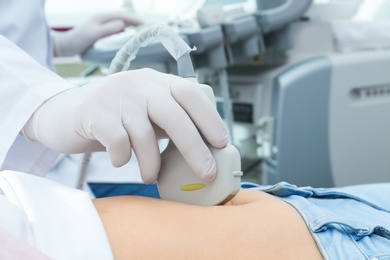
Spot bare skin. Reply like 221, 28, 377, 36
93, 189, 323, 260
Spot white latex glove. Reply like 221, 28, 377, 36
23, 69, 228, 183
52, 11, 142, 57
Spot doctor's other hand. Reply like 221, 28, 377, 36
52, 11, 142, 57
23, 69, 229, 184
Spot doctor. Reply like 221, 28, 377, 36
1, 0, 228, 181
0, 0, 228, 257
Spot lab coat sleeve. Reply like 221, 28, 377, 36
0, 35, 75, 167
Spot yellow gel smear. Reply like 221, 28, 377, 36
180, 183, 206, 191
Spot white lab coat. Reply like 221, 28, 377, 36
0, 0, 72, 176
0, 2, 113, 258
0, 0, 112, 259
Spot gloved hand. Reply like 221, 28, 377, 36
23, 69, 229, 184
52, 11, 142, 57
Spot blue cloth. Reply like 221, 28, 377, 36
242, 182, 390, 260
88, 183, 160, 199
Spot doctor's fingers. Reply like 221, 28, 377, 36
93, 20, 128, 40
123, 117, 160, 184
170, 79, 229, 149
94, 11, 143, 26
92, 118, 132, 168
83, 12, 142, 41
149, 95, 217, 182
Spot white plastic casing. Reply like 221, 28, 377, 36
157, 141, 242, 206
157, 81, 242, 206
